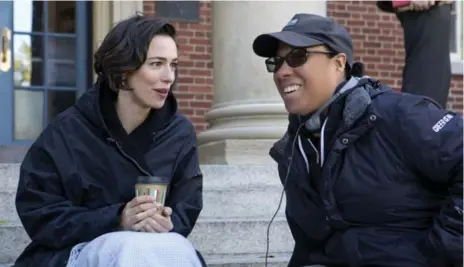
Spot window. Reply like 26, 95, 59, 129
0, 1, 92, 145
155, 1, 200, 22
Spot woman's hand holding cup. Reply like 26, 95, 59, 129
140, 206, 173, 233
119, 195, 160, 231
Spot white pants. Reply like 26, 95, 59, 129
67, 231, 203, 267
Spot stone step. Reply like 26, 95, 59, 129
189, 217, 293, 255
0, 217, 293, 264
205, 253, 291, 267
0, 164, 286, 225
200, 165, 280, 189
0, 223, 28, 264
0, 164, 19, 192
201, 186, 286, 218
0, 192, 17, 223
0, 164, 282, 193
0, 164, 292, 265
0, 253, 292, 267
0, 187, 287, 223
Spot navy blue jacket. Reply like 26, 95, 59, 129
270, 78, 463, 267
14, 79, 203, 267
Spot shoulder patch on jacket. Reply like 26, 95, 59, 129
432, 113, 455, 133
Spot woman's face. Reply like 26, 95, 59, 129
272, 43, 346, 115
125, 35, 178, 109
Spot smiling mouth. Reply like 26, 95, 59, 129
282, 85, 301, 96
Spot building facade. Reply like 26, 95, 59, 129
0, 1, 462, 161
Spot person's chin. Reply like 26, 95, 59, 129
149, 100, 166, 110
285, 104, 305, 115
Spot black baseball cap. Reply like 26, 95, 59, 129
252, 13, 353, 66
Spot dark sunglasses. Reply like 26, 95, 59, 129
265, 48, 337, 73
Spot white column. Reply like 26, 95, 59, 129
92, 1, 144, 82
111, 1, 144, 24
198, 1, 327, 164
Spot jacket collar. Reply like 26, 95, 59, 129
287, 77, 376, 136
272, 77, 383, 160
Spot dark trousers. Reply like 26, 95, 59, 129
396, 4, 452, 108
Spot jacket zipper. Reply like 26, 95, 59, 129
107, 138, 152, 176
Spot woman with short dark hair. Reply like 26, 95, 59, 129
14, 13, 204, 267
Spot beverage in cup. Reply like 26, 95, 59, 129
135, 176, 169, 205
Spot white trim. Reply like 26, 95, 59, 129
111, 1, 144, 24
297, 136, 309, 174
451, 60, 463, 75
320, 118, 328, 166
450, 0, 463, 74
92, 0, 144, 82
450, 0, 461, 59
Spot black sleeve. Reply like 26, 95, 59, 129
396, 96, 463, 264
166, 127, 203, 237
15, 125, 124, 249
376, 1, 395, 13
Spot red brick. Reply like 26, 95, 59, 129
190, 100, 211, 109
188, 86, 212, 93
195, 61, 206, 68
189, 69, 211, 76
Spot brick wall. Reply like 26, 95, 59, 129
327, 1, 463, 113
144, 1, 213, 132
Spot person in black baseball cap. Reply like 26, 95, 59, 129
253, 13, 363, 116
255, 13, 463, 267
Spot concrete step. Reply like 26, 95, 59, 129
189, 217, 293, 255
205, 253, 291, 267
201, 186, 285, 218
0, 163, 288, 230
0, 216, 293, 264
0, 188, 288, 224
0, 164, 19, 192
0, 192, 17, 223
0, 223, 28, 264
0, 164, 288, 225
0, 164, 282, 192
0, 253, 292, 267
0, 164, 293, 265
201, 165, 280, 189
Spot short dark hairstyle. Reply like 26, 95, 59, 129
94, 13, 177, 92
324, 45, 364, 80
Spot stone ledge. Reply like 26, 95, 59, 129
205, 252, 291, 267
199, 140, 279, 165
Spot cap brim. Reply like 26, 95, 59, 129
252, 31, 324, 58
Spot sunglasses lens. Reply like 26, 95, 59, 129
265, 59, 275, 73
265, 58, 283, 73
287, 49, 308, 68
